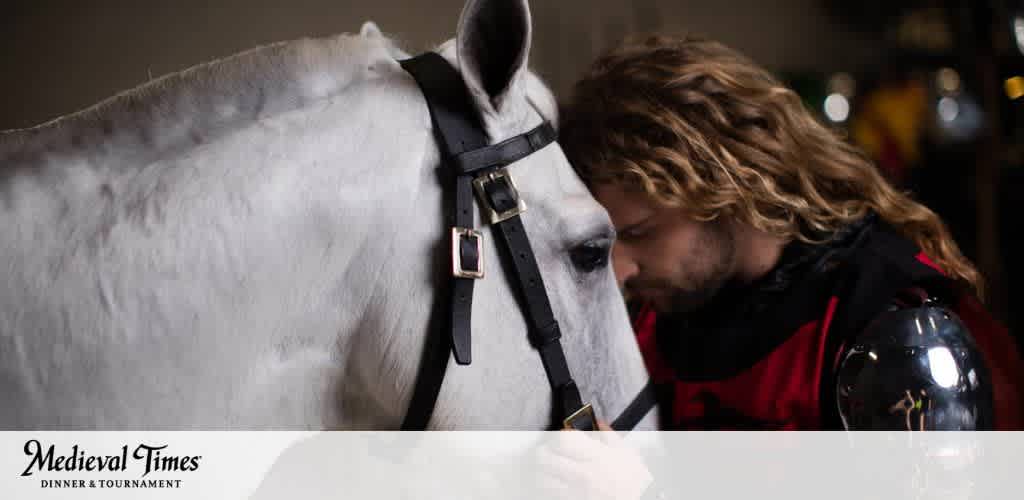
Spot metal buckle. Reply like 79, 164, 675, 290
451, 227, 484, 279
472, 167, 527, 224
562, 403, 597, 430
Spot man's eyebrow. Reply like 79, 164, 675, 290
617, 215, 654, 234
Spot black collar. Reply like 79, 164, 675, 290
655, 214, 878, 381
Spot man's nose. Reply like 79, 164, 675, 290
611, 244, 638, 289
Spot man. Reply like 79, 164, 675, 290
559, 35, 1024, 430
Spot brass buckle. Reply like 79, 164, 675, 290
472, 167, 527, 224
562, 403, 597, 430
451, 227, 484, 279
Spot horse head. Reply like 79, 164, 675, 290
0, 0, 655, 430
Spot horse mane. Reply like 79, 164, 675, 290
1, 30, 404, 168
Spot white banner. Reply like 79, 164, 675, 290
1, 431, 1019, 499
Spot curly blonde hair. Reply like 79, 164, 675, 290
560, 34, 983, 298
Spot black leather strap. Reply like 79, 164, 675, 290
481, 182, 592, 430
399, 51, 592, 430
399, 51, 643, 431
611, 382, 657, 431
400, 52, 487, 430
453, 122, 556, 175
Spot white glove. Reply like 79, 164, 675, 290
533, 420, 655, 500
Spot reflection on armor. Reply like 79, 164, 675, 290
836, 303, 994, 430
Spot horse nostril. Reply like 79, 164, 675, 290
570, 240, 611, 273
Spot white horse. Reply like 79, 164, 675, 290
0, 0, 654, 430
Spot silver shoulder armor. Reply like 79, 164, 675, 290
836, 303, 994, 430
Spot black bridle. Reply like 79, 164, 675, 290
399, 52, 654, 431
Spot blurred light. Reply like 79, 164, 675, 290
868, 351, 878, 362
828, 72, 856, 97
936, 67, 960, 95
938, 97, 959, 122
927, 347, 959, 388
1005, 76, 1024, 100
824, 93, 850, 122
1015, 16, 1024, 55
936, 93, 983, 141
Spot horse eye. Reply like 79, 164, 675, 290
569, 239, 611, 274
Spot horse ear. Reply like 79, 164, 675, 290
360, 21, 383, 38
456, 0, 532, 116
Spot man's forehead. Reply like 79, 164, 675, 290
591, 182, 657, 228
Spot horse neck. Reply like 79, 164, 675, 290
1, 34, 399, 183
0, 33, 445, 428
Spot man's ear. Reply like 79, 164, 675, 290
455, 0, 532, 117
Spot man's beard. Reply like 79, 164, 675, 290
635, 265, 732, 314
630, 222, 736, 314
665, 271, 732, 314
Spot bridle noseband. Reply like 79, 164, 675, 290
399, 52, 654, 431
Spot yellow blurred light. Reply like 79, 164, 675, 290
828, 73, 856, 97
937, 68, 960, 95
1005, 76, 1024, 100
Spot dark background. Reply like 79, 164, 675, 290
2, 0, 1021, 345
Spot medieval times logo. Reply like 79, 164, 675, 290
20, 439, 201, 490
